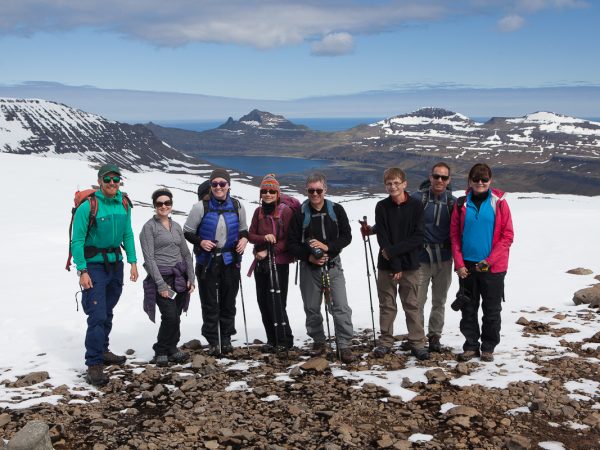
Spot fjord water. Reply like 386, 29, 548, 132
154, 117, 384, 132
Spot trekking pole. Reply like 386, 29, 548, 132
238, 276, 251, 356
361, 216, 377, 349
215, 277, 222, 355
206, 243, 222, 356
269, 243, 289, 355
362, 216, 378, 284
321, 264, 341, 361
266, 244, 280, 351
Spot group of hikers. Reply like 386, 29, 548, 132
70, 162, 514, 386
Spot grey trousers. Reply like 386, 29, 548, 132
416, 260, 453, 339
299, 258, 354, 348
377, 269, 426, 349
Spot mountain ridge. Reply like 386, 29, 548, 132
147, 107, 600, 195
0, 98, 212, 175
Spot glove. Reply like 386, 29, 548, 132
359, 221, 372, 238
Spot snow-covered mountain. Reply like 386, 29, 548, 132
0, 98, 210, 174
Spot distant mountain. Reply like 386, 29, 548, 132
219, 109, 308, 131
146, 110, 330, 157
147, 107, 600, 195
0, 98, 209, 174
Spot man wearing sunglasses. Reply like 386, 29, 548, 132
71, 163, 138, 386
287, 173, 356, 363
184, 169, 248, 356
411, 162, 457, 353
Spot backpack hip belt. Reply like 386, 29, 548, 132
84, 246, 123, 272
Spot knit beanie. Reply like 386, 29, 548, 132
209, 168, 231, 184
260, 173, 280, 191
259, 173, 280, 202
152, 188, 173, 204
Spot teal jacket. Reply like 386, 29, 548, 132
71, 190, 137, 270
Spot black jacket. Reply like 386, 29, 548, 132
287, 201, 352, 263
375, 195, 424, 272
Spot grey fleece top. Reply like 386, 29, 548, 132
183, 200, 248, 248
139, 216, 195, 291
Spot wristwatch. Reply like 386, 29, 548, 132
77, 269, 88, 277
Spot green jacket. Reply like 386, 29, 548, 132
71, 190, 137, 270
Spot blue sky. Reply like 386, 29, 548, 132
0, 0, 598, 101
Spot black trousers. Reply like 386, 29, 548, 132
460, 261, 505, 353
254, 262, 293, 348
153, 274, 186, 356
196, 257, 239, 346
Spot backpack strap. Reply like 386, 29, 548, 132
421, 190, 428, 208
301, 199, 338, 242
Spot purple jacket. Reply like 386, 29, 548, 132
143, 260, 190, 323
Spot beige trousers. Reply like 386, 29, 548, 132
377, 269, 426, 349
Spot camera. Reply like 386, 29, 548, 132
476, 261, 490, 272
310, 246, 324, 259
451, 290, 471, 311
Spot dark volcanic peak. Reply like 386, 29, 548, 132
404, 107, 461, 119
0, 97, 202, 173
218, 109, 307, 131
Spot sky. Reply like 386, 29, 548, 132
1, 0, 599, 100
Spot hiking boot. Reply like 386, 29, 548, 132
480, 352, 494, 362
311, 341, 328, 356
457, 350, 480, 362
168, 351, 189, 364
103, 350, 126, 366
206, 345, 221, 356
411, 347, 430, 361
260, 343, 275, 353
428, 336, 442, 353
339, 348, 356, 364
155, 355, 169, 367
85, 365, 109, 386
274, 345, 288, 355
400, 341, 411, 351
373, 346, 391, 358
221, 342, 234, 355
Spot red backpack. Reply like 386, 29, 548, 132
65, 189, 132, 271
279, 193, 301, 215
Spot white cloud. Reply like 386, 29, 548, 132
0, 0, 590, 51
498, 14, 525, 32
311, 32, 354, 56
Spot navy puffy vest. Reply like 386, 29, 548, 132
196, 196, 240, 266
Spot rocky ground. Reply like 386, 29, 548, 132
1, 310, 599, 450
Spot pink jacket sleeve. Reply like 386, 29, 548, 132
486, 199, 514, 271
450, 202, 465, 270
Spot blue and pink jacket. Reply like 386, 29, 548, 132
450, 187, 514, 273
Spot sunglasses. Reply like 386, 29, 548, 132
102, 175, 121, 184
471, 177, 490, 183
431, 174, 450, 181
211, 181, 228, 188
307, 188, 324, 195
260, 189, 278, 195
155, 200, 173, 208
